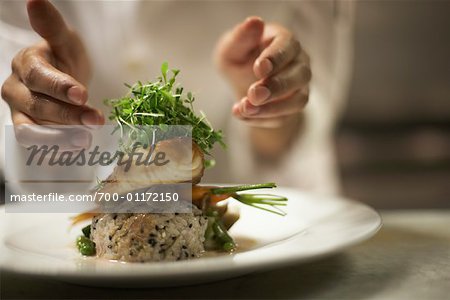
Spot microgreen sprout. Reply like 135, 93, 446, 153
104, 62, 225, 155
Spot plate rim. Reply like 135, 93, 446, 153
0, 187, 383, 281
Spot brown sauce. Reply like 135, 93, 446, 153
202, 236, 258, 257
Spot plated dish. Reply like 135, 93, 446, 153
0, 189, 381, 287
0, 64, 382, 287
71, 63, 288, 262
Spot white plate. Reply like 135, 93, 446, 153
0, 187, 381, 287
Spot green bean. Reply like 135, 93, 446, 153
212, 221, 236, 251
76, 236, 96, 256
204, 217, 216, 240
223, 242, 235, 252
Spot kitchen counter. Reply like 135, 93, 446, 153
1, 210, 449, 299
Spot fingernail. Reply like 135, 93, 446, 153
252, 85, 271, 103
245, 16, 264, 29
258, 58, 273, 77
67, 86, 83, 104
70, 132, 90, 148
246, 16, 261, 23
81, 110, 101, 126
244, 102, 260, 115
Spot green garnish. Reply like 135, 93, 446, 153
104, 62, 225, 155
210, 183, 287, 216
81, 225, 91, 238
222, 242, 235, 252
210, 183, 277, 195
233, 193, 288, 216
204, 212, 236, 251
76, 236, 96, 256
212, 221, 236, 250
204, 158, 216, 169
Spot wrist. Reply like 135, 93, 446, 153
249, 113, 303, 161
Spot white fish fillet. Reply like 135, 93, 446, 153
97, 137, 204, 195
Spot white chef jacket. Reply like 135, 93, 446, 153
0, 0, 354, 195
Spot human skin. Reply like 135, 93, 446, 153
215, 17, 311, 159
1, 0, 311, 158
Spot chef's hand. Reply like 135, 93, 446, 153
215, 17, 311, 158
215, 17, 311, 128
1, 0, 102, 149
1, 0, 103, 129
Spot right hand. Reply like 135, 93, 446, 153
1, 0, 104, 128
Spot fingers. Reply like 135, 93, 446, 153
12, 47, 87, 105
11, 109, 93, 150
254, 27, 303, 79
248, 59, 311, 106
233, 91, 308, 119
2, 75, 103, 126
231, 110, 291, 129
27, 0, 71, 51
10, 108, 35, 126
27, 1, 91, 84
222, 20, 311, 129
239, 118, 288, 129
218, 16, 264, 64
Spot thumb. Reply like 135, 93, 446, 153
27, 0, 71, 50
220, 17, 264, 64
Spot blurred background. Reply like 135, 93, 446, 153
335, 1, 450, 209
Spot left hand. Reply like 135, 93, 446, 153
215, 17, 311, 129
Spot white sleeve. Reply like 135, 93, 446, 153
226, 1, 355, 195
